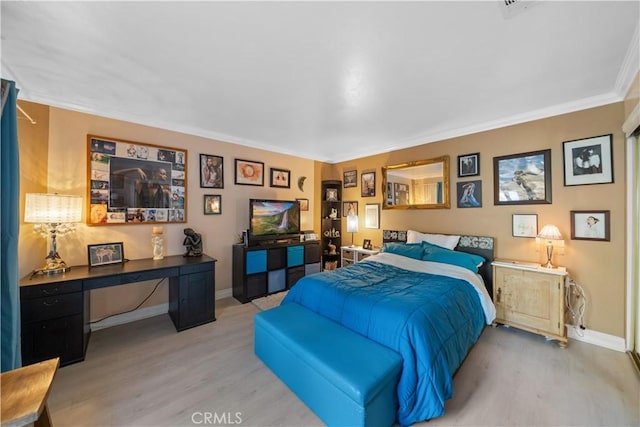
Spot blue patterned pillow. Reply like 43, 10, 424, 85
381, 242, 424, 260
421, 241, 485, 273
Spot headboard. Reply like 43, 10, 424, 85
382, 230, 495, 296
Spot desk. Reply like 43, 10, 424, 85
0, 358, 59, 427
20, 255, 217, 367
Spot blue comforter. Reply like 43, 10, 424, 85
282, 260, 486, 426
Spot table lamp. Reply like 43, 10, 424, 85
346, 213, 358, 247
25, 193, 83, 275
536, 224, 564, 269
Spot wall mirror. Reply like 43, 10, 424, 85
382, 156, 450, 209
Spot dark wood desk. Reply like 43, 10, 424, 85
20, 255, 217, 367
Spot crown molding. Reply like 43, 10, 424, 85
614, 21, 640, 98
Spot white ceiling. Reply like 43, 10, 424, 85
2, 1, 639, 163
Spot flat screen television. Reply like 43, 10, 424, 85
249, 199, 300, 245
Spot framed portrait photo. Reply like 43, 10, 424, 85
363, 239, 372, 250
493, 149, 551, 205
361, 171, 376, 197
200, 154, 223, 188
234, 159, 264, 186
571, 210, 610, 241
270, 168, 290, 188
563, 134, 613, 186
203, 194, 222, 215
88, 242, 124, 267
512, 214, 538, 238
343, 170, 357, 188
343, 201, 358, 217
458, 153, 480, 177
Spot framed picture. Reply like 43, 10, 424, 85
493, 149, 551, 205
87, 135, 187, 225
326, 188, 338, 201
88, 242, 124, 267
571, 210, 610, 241
363, 239, 372, 250
456, 180, 482, 208
365, 203, 380, 229
203, 194, 221, 215
234, 159, 264, 186
512, 214, 538, 238
361, 171, 376, 197
270, 167, 290, 188
297, 198, 309, 211
343, 201, 358, 217
458, 153, 480, 177
343, 170, 357, 188
199, 154, 223, 188
563, 134, 613, 186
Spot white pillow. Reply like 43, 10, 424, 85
406, 230, 460, 250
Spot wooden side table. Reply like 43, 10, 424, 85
1, 358, 59, 427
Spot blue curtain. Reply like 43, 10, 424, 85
1, 79, 21, 372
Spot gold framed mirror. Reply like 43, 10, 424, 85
382, 156, 450, 209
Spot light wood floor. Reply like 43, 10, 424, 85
48, 298, 640, 427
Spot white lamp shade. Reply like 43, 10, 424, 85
346, 214, 359, 233
537, 224, 563, 240
24, 193, 83, 223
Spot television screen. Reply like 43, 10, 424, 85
250, 199, 300, 239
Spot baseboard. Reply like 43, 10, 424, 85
566, 324, 626, 352
91, 288, 234, 331
91, 303, 169, 331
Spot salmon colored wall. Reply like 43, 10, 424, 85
330, 103, 626, 338
18, 102, 316, 321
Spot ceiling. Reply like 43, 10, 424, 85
2, 1, 638, 163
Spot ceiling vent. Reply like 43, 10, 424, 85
500, 0, 538, 19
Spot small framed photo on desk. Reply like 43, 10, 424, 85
363, 239, 372, 250
88, 242, 124, 267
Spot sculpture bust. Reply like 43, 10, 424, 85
183, 228, 203, 257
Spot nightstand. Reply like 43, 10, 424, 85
341, 246, 380, 267
492, 259, 569, 348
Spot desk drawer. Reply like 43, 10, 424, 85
21, 280, 82, 299
121, 267, 177, 284
22, 292, 83, 322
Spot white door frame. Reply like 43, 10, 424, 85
625, 135, 639, 354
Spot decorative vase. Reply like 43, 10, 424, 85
152, 226, 164, 260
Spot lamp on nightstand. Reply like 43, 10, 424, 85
25, 193, 83, 275
536, 224, 564, 269
346, 214, 358, 247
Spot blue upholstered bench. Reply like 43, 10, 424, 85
254, 302, 402, 427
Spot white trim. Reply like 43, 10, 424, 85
567, 324, 626, 353
614, 22, 640, 98
91, 303, 169, 331
90, 288, 234, 331
622, 102, 640, 137
217, 287, 232, 300
330, 92, 622, 163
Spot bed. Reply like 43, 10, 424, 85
281, 230, 496, 426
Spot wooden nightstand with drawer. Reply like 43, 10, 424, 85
492, 260, 568, 348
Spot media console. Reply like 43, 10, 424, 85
232, 241, 321, 303
20, 254, 217, 367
